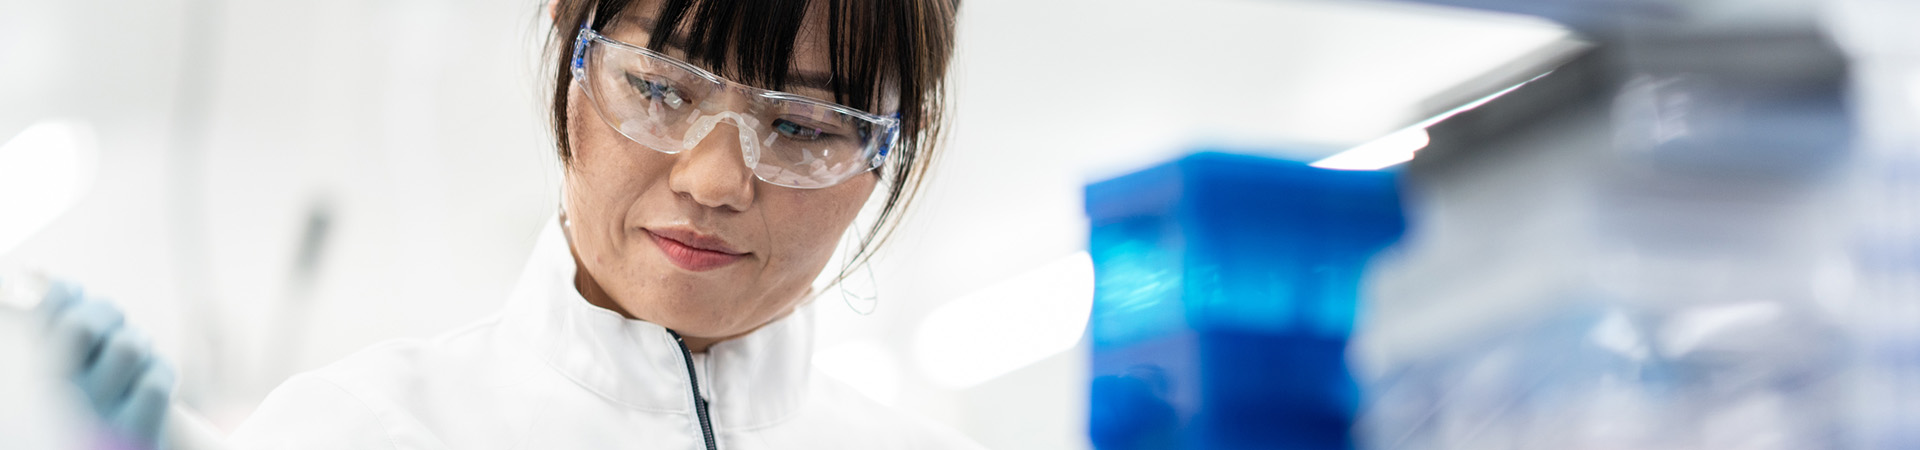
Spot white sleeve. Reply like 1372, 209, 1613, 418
227, 374, 400, 450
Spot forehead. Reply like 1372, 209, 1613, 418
603, 0, 834, 95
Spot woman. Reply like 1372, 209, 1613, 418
223, 0, 976, 448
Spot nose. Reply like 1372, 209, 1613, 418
669, 116, 756, 211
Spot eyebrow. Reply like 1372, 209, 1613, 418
627, 18, 837, 94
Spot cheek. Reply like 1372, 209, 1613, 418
759, 178, 878, 275
567, 87, 629, 174
564, 88, 671, 257
566, 85, 684, 195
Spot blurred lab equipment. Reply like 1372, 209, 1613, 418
0, 276, 87, 450
2, 116, 230, 450
0, 274, 233, 450
1828, 0, 1920, 447
1, 117, 121, 449
1352, 0, 1876, 448
1084, 152, 1406, 449
40, 279, 179, 446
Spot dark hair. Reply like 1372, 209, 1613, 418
545, 0, 958, 285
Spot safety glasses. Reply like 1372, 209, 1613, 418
571, 27, 900, 189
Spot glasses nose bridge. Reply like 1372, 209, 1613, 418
681, 105, 772, 175
672, 110, 760, 204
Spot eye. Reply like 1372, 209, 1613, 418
624, 72, 685, 109
773, 119, 830, 140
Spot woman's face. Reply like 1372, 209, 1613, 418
562, 2, 877, 340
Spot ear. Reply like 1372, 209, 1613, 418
548, 0, 561, 21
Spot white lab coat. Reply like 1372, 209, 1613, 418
228, 218, 985, 450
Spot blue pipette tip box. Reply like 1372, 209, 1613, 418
1085, 151, 1404, 450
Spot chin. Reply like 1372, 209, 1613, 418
652, 293, 746, 329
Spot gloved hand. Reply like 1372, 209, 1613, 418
37, 281, 176, 449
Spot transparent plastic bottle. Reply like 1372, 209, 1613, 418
1352, 1, 1858, 447
1830, 0, 1920, 447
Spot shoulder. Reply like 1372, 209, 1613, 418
229, 320, 536, 450
227, 371, 428, 450
785, 372, 988, 450
298, 318, 534, 401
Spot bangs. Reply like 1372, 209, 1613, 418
586, 0, 922, 115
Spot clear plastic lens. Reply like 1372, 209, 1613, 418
576, 30, 895, 189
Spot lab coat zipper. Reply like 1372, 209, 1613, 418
668, 330, 720, 450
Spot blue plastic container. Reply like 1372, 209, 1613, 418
1085, 152, 1405, 450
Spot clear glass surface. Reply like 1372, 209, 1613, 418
571, 27, 899, 189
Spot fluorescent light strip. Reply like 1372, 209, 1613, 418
1309, 127, 1430, 171
0, 119, 95, 256
1312, 72, 1549, 171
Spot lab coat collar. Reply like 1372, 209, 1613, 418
498, 217, 812, 431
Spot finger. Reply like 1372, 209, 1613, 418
45, 295, 126, 374
108, 362, 175, 447
34, 281, 87, 325
78, 328, 148, 414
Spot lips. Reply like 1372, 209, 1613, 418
646, 227, 746, 272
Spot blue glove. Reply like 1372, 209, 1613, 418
37, 281, 175, 449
